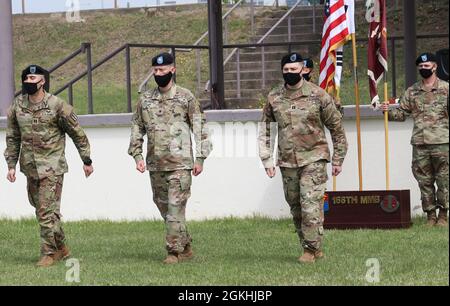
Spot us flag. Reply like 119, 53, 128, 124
319, 0, 352, 96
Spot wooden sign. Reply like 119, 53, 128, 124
323, 190, 412, 229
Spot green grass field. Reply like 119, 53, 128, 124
0, 217, 448, 286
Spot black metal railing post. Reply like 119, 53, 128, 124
83, 42, 93, 114
68, 84, 74, 106
125, 44, 132, 113
171, 47, 177, 83
391, 37, 397, 97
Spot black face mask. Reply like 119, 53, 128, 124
419, 68, 433, 79
154, 72, 173, 88
283, 72, 302, 86
23, 81, 43, 95
302, 73, 311, 81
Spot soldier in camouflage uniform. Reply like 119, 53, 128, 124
4, 65, 93, 267
381, 52, 449, 227
258, 53, 348, 263
128, 53, 212, 264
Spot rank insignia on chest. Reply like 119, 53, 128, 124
291, 105, 297, 110
33, 118, 39, 124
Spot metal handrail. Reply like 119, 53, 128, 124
220, 32, 449, 99
256, 0, 302, 44
137, 48, 172, 94
25, 33, 447, 113
193, 0, 244, 48
51, 43, 208, 113
136, 44, 209, 94
137, 0, 245, 96
223, 0, 303, 65
54, 44, 128, 95
54, 43, 209, 96
223, 0, 304, 72
14, 43, 87, 97
216, 0, 303, 93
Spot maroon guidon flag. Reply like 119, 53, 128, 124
366, 0, 388, 107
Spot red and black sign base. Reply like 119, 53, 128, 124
323, 190, 412, 229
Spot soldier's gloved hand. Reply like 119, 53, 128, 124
6, 169, 16, 183
192, 164, 203, 176
136, 160, 146, 173
265, 167, 276, 178
83, 164, 94, 178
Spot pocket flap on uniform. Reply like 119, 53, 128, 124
179, 174, 192, 191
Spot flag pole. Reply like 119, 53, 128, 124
332, 94, 339, 192
351, 33, 363, 191
383, 72, 390, 190
383, 5, 390, 191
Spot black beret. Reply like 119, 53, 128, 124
303, 58, 314, 69
152, 52, 174, 66
21, 64, 50, 93
416, 52, 437, 65
281, 52, 303, 69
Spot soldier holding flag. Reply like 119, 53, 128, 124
381, 53, 449, 227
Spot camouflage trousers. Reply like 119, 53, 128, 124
150, 170, 192, 254
27, 175, 65, 256
412, 144, 449, 212
280, 161, 327, 252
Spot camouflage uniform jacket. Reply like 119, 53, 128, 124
388, 78, 449, 144
258, 80, 348, 168
4, 92, 91, 179
128, 84, 212, 171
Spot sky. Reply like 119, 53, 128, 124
11, 0, 283, 15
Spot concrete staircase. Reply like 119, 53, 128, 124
201, 5, 324, 109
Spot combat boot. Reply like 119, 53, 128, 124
426, 210, 437, 227
315, 250, 325, 260
54, 245, 71, 261
36, 255, 57, 267
179, 244, 193, 261
436, 209, 448, 227
298, 249, 316, 263
163, 252, 180, 264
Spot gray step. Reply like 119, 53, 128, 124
262, 33, 322, 43
236, 44, 311, 55
225, 87, 279, 99
224, 69, 281, 80
225, 60, 281, 71
228, 50, 305, 62
224, 79, 282, 91
227, 45, 304, 55
257, 24, 321, 36
270, 7, 323, 19
224, 98, 262, 109
263, 15, 324, 28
